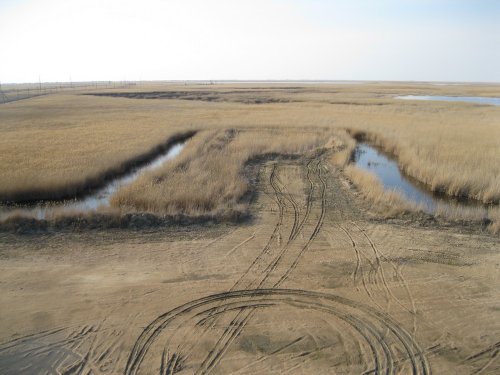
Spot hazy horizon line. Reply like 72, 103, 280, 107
2, 79, 500, 85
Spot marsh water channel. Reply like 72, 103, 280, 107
395, 95, 500, 106
352, 143, 492, 216
0, 143, 185, 221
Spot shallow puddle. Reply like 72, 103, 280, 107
352, 143, 491, 215
395, 95, 500, 106
0, 143, 184, 221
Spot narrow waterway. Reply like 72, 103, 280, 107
395, 95, 500, 106
0, 142, 185, 221
352, 143, 491, 215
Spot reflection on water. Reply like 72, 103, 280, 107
352, 143, 490, 214
395, 95, 500, 106
0, 143, 184, 221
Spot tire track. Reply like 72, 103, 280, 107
124, 155, 431, 375
124, 289, 431, 375
125, 157, 321, 374
273, 160, 326, 286
465, 341, 500, 375
148, 160, 307, 374
228, 336, 306, 375
192, 160, 321, 374
273, 167, 300, 241
350, 222, 419, 335
330, 221, 417, 333
194, 159, 326, 374
0, 315, 135, 374
335, 225, 382, 310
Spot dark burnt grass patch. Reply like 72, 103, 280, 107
85, 91, 297, 104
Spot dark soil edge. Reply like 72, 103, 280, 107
0, 211, 251, 235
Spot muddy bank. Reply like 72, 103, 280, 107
0, 131, 196, 204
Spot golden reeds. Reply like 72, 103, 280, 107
110, 128, 327, 216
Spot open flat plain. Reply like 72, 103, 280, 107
0, 83, 499, 374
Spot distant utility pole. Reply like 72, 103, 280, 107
38, 75, 42, 94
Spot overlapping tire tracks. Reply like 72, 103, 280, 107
0, 321, 130, 375
125, 288, 431, 375
124, 154, 432, 375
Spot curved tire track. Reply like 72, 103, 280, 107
124, 289, 431, 375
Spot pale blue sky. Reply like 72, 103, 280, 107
0, 0, 499, 83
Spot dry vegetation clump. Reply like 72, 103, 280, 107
110, 128, 329, 217
329, 129, 356, 167
342, 165, 416, 215
487, 208, 500, 234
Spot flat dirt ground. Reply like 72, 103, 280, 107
1, 154, 499, 374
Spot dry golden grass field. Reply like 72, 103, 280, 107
0, 83, 499, 374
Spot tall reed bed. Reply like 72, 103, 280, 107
110, 128, 330, 217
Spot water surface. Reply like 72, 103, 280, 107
395, 95, 500, 106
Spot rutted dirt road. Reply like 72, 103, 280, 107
0, 154, 499, 374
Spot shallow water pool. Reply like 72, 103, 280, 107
352, 143, 490, 215
395, 95, 500, 106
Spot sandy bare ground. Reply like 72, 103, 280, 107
0, 154, 499, 374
